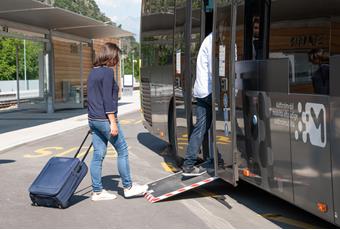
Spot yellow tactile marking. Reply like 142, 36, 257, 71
24, 147, 63, 158
161, 162, 177, 172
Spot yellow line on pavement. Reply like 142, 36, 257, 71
76, 146, 93, 158
177, 142, 188, 146
217, 142, 228, 145
55, 147, 78, 157
161, 162, 177, 172
262, 213, 320, 229
24, 147, 63, 158
177, 138, 188, 141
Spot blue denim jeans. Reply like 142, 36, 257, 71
183, 94, 212, 168
88, 119, 132, 192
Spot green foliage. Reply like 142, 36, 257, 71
123, 41, 140, 81
0, 38, 18, 80
0, 38, 43, 81
18, 41, 43, 80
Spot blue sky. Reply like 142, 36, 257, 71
95, 0, 142, 40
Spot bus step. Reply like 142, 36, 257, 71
144, 169, 218, 203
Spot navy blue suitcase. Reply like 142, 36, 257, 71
29, 131, 92, 209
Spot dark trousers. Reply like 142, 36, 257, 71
183, 94, 212, 168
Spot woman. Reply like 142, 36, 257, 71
87, 42, 147, 201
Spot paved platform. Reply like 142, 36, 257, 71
0, 110, 335, 228
0, 90, 141, 153
0, 112, 280, 228
0, 89, 336, 228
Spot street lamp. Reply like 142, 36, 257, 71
131, 50, 135, 80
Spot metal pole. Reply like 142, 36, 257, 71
184, 0, 193, 135
122, 54, 124, 78
211, 0, 218, 176
16, 45, 20, 108
132, 51, 135, 81
230, 0, 238, 185
47, 30, 55, 113
119, 39, 122, 81
80, 42, 84, 107
24, 39, 28, 90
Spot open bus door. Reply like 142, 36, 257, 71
144, 0, 221, 203
210, 0, 239, 186
172, 0, 200, 160
173, 0, 210, 161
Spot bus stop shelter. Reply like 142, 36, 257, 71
0, 0, 132, 112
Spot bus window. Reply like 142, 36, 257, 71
190, 0, 202, 82
330, 3, 340, 97
141, 0, 174, 68
269, 0, 331, 95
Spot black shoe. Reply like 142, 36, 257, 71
182, 166, 207, 176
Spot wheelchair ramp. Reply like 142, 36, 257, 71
144, 170, 218, 203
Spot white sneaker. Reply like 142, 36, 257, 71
91, 189, 117, 201
124, 183, 148, 198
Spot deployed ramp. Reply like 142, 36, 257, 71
144, 169, 218, 203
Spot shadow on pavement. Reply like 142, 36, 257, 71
68, 195, 89, 207
68, 175, 122, 207
0, 108, 87, 134
157, 179, 230, 203
0, 102, 132, 134
137, 132, 168, 155
137, 132, 180, 172
102, 175, 122, 195
0, 159, 16, 164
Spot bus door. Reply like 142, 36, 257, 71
173, 0, 202, 158
331, 55, 340, 226
211, 0, 239, 185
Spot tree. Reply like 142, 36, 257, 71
121, 37, 140, 81
0, 38, 43, 81
0, 38, 18, 80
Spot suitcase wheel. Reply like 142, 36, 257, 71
31, 202, 38, 206
57, 204, 63, 209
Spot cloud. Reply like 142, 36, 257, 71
95, 0, 141, 39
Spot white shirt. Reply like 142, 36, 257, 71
193, 33, 212, 98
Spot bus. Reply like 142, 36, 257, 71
140, 0, 340, 226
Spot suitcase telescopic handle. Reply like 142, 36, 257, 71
74, 130, 92, 162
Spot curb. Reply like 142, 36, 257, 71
0, 108, 140, 154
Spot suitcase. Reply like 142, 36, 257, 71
29, 130, 92, 209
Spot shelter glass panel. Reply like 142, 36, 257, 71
0, 37, 46, 111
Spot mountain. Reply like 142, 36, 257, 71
38, 0, 113, 24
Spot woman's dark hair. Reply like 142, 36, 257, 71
93, 42, 121, 67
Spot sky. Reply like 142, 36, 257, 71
95, 0, 142, 40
